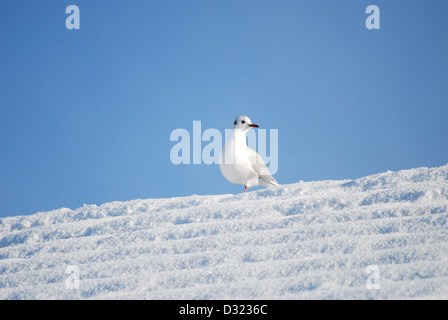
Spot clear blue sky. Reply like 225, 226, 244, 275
1, 1, 447, 217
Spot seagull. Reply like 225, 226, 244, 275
220, 115, 279, 192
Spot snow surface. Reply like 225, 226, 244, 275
1, 165, 448, 300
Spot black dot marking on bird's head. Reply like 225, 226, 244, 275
234, 120, 237, 125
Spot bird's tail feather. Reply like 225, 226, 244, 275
259, 176, 279, 188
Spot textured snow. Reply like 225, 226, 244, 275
1, 165, 448, 299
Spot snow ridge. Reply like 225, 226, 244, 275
1, 165, 447, 299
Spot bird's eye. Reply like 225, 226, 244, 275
241, 120, 245, 124
233, 120, 237, 125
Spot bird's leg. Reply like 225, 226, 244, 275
244, 186, 247, 192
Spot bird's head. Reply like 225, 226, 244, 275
232, 115, 259, 132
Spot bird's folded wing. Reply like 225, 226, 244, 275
247, 148, 278, 186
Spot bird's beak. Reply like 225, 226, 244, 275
249, 124, 259, 128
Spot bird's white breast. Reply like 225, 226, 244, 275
219, 131, 259, 187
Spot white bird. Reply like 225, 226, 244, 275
220, 115, 279, 192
